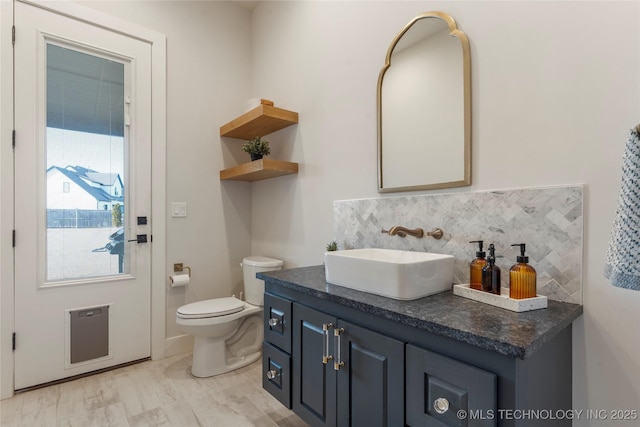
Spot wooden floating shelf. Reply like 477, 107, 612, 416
220, 104, 299, 140
220, 158, 298, 182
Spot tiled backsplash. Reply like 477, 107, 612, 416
333, 185, 583, 304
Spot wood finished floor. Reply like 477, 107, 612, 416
0, 353, 308, 427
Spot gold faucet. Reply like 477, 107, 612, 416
381, 226, 444, 239
382, 226, 424, 238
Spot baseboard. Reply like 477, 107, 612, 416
164, 334, 193, 358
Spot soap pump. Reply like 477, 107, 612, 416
481, 244, 501, 294
509, 243, 537, 299
469, 240, 487, 290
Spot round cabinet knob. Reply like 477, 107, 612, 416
268, 318, 280, 327
433, 397, 450, 415
266, 369, 278, 380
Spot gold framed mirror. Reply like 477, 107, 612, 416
377, 11, 471, 193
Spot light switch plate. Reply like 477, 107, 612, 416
171, 202, 187, 217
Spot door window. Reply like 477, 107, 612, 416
45, 43, 128, 281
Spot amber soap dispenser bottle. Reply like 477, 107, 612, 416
509, 243, 537, 299
469, 240, 487, 290
482, 244, 501, 294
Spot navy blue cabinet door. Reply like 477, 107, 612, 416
336, 319, 404, 427
406, 344, 497, 427
292, 303, 338, 427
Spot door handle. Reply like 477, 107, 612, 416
128, 234, 148, 243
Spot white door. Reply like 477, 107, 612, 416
14, 1, 152, 389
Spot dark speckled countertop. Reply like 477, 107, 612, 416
258, 265, 583, 359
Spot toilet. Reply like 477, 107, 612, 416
176, 256, 283, 377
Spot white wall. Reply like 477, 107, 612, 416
249, 1, 640, 425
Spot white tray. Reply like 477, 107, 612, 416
453, 284, 547, 312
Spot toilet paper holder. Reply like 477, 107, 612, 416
173, 263, 191, 277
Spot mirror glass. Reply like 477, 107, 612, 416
378, 12, 471, 192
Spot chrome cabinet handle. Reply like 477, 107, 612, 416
334, 327, 345, 371
266, 369, 278, 380
433, 397, 450, 414
322, 323, 334, 364
268, 318, 280, 327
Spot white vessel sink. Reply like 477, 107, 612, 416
324, 248, 455, 300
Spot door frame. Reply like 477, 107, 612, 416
0, 0, 166, 399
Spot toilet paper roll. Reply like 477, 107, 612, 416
170, 274, 190, 288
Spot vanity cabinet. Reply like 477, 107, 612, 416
260, 266, 581, 427
264, 297, 494, 427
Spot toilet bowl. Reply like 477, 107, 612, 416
176, 256, 283, 377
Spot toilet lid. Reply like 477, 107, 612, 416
177, 297, 245, 319
243, 256, 283, 268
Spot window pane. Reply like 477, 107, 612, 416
45, 44, 127, 281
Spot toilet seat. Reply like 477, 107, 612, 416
177, 297, 244, 319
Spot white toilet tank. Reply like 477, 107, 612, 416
242, 256, 283, 306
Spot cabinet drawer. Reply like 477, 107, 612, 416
264, 293, 292, 353
406, 344, 497, 427
262, 342, 292, 408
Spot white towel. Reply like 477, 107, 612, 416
604, 127, 640, 290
